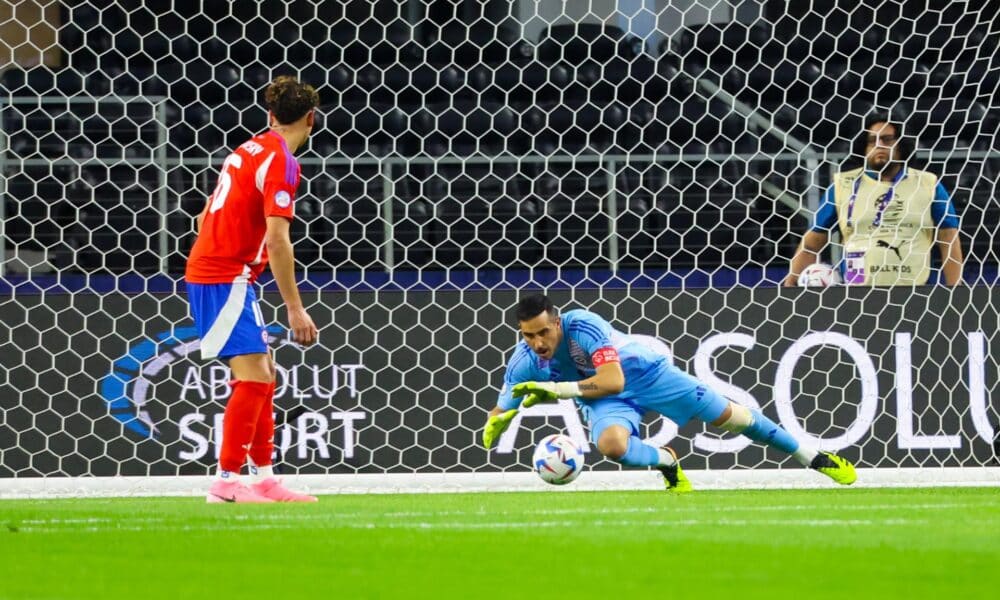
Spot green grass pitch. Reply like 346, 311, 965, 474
1, 487, 997, 599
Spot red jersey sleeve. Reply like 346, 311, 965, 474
259, 146, 300, 220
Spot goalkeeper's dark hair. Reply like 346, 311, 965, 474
854, 111, 913, 164
265, 75, 319, 125
515, 294, 558, 323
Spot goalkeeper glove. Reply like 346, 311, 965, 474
483, 409, 518, 450
511, 381, 582, 405
483, 382, 582, 450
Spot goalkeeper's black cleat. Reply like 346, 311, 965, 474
657, 446, 693, 493
810, 451, 857, 485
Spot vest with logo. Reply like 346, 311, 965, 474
833, 166, 937, 286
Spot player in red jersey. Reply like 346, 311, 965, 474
186, 76, 320, 503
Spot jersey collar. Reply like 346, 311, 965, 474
266, 130, 292, 155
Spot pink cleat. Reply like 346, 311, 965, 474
206, 479, 274, 504
250, 477, 318, 502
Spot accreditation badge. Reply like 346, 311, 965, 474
844, 250, 866, 285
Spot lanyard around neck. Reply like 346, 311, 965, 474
846, 168, 906, 229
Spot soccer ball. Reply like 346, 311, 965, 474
797, 263, 842, 287
532, 434, 585, 485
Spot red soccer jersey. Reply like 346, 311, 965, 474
185, 131, 300, 283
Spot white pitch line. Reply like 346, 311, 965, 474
374, 501, 995, 519
214, 500, 1000, 523
8, 501, 994, 533
16, 517, 166, 525
6, 501, 989, 529
339, 518, 929, 529
176, 501, 992, 522
10, 517, 934, 534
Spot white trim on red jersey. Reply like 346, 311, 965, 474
250, 237, 266, 266
255, 152, 276, 193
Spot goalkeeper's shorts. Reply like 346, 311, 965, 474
582, 365, 729, 442
186, 279, 269, 360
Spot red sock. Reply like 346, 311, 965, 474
248, 380, 276, 468
219, 380, 270, 473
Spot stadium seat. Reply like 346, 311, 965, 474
426, 171, 538, 269
330, 21, 421, 67
425, 194, 474, 267
670, 22, 773, 79
470, 61, 572, 109
0, 68, 86, 96
621, 100, 665, 155
369, 63, 465, 109
181, 11, 216, 41
917, 101, 991, 147
898, 20, 988, 68
618, 166, 746, 270
270, 20, 323, 64
424, 22, 526, 67
313, 63, 366, 105
321, 184, 382, 267
321, 101, 410, 156
166, 118, 198, 154
157, 60, 212, 106
166, 35, 201, 63
0, 68, 25, 94
530, 172, 606, 266
289, 199, 326, 268
388, 196, 434, 268
537, 23, 645, 65
107, 66, 142, 96
61, 4, 113, 71
644, 96, 735, 152
652, 59, 695, 101
573, 57, 637, 105
485, 195, 544, 267
414, 100, 511, 156
769, 93, 852, 151
3, 173, 63, 251
532, 100, 627, 154
111, 28, 145, 66
607, 98, 644, 155
71, 184, 161, 274
204, 103, 259, 149
672, 23, 730, 77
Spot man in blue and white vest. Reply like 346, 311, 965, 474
785, 113, 964, 286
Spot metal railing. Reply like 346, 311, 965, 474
0, 96, 168, 276
2, 96, 999, 276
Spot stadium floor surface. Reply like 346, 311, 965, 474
0, 487, 996, 599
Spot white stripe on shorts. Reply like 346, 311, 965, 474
251, 296, 265, 327
200, 273, 250, 360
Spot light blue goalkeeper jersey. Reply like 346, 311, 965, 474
497, 309, 674, 411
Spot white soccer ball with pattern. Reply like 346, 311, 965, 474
797, 263, 842, 287
532, 434, 585, 485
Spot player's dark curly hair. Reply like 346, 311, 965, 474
853, 111, 913, 165
515, 294, 558, 323
265, 75, 319, 125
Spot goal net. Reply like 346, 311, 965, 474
1, 0, 998, 496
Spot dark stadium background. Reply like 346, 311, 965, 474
2, 0, 996, 286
